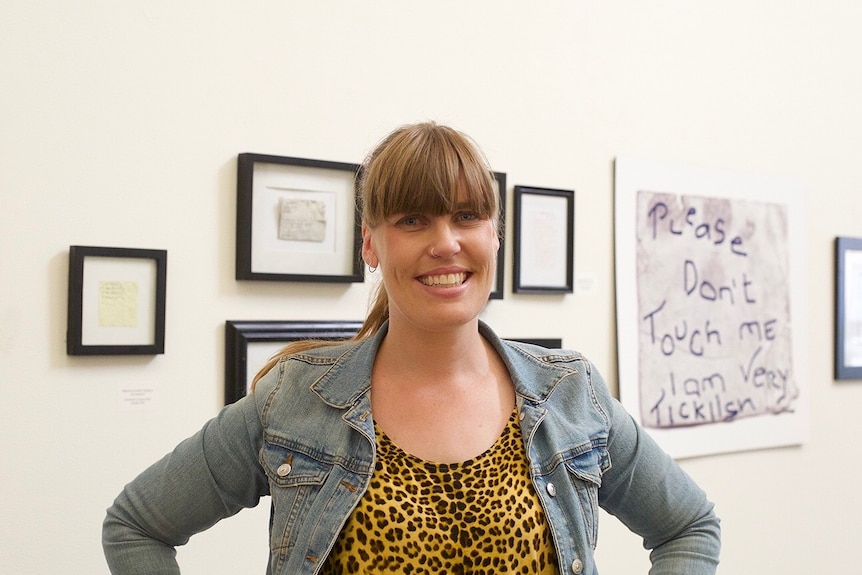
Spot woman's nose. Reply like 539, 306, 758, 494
429, 220, 461, 258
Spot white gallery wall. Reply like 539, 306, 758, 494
2, 2, 861, 573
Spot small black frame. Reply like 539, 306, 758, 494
224, 320, 363, 404
489, 171, 507, 300
512, 185, 575, 294
835, 236, 862, 379
67, 245, 167, 355
236, 153, 363, 283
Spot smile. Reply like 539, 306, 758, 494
419, 272, 468, 287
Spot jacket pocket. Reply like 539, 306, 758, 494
260, 441, 333, 569
563, 447, 607, 549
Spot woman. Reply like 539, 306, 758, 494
103, 122, 720, 574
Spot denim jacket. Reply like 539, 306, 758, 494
103, 321, 720, 575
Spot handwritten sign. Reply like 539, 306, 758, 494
615, 156, 808, 458
636, 191, 798, 429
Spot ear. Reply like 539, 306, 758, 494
361, 224, 378, 268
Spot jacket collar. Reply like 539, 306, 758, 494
308, 320, 578, 408
478, 320, 580, 403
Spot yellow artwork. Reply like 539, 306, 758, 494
98, 281, 139, 327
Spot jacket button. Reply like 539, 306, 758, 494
519, 410, 526, 421
547, 482, 557, 497
571, 558, 583, 573
277, 463, 292, 477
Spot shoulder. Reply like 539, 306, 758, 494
492, 339, 617, 425
501, 339, 587, 365
252, 337, 375, 413
286, 339, 365, 364
257, 337, 368, 382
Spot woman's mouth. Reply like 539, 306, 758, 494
419, 272, 468, 287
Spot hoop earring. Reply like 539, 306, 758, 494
368, 264, 377, 273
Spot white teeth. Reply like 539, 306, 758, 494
420, 273, 466, 287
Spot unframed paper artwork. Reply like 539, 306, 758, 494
636, 192, 797, 429
615, 157, 808, 459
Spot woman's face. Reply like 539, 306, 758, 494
362, 191, 500, 333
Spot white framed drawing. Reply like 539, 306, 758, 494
236, 154, 363, 283
512, 185, 574, 294
835, 236, 862, 380
67, 246, 167, 355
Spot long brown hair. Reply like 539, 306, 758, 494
250, 122, 500, 389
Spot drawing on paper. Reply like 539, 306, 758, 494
278, 198, 327, 242
98, 280, 139, 328
636, 191, 798, 429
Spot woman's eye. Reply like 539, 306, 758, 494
397, 215, 422, 226
457, 212, 479, 222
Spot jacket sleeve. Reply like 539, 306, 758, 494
591, 363, 721, 575
102, 386, 271, 574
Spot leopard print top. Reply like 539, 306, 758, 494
320, 409, 560, 574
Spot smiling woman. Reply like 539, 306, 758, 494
103, 122, 720, 575
357, 123, 502, 341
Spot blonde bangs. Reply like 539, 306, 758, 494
360, 123, 499, 230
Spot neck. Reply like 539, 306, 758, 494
377, 318, 491, 384
370, 316, 515, 463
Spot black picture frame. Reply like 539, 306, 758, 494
835, 236, 862, 379
489, 171, 507, 300
510, 338, 563, 348
236, 153, 363, 283
512, 185, 575, 294
224, 320, 363, 404
67, 246, 167, 355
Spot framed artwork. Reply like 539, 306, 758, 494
236, 153, 363, 283
835, 236, 862, 380
67, 246, 167, 355
489, 171, 507, 300
224, 320, 363, 404
512, 186, 575, 294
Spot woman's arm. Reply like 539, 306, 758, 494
591, 364, 721, 575
102, 392, 270, 574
